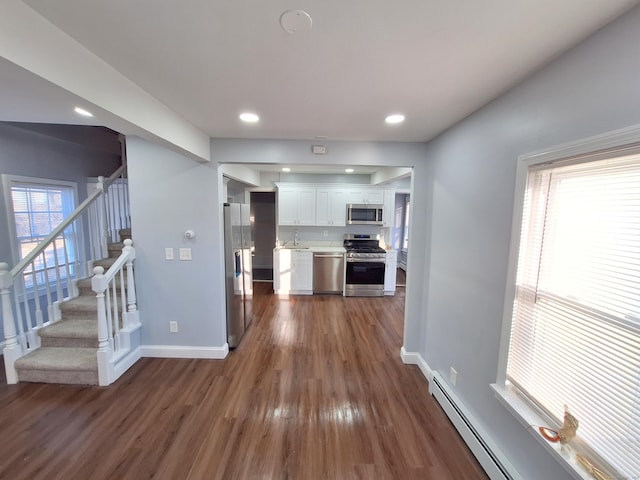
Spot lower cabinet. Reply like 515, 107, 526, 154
273, 249, 313, 295
384, 250, 398, 295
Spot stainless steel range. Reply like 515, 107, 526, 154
344, 234, 386, 297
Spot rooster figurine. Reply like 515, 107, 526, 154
539, 404, 579, 445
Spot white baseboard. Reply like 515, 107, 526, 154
400, 346, 434, 383
113, 346, 142, 379
140, 344, 230, 359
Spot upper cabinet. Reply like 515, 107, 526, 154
278, 185, 317, 225
276, 183, 394, 227
316, 187, 347, 226
347, 188, 384, 205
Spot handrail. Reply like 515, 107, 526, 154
10, 164, 127, 278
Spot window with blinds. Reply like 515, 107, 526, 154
10, 181, 77, 290
507, 152, 640, 479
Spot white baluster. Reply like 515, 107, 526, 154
1, 263, 21, 384
51, 238, 63, 302
11, 281, 27, 351
118, 269, 126, 331
110, 279, 119, 350
97, 176, 109, 259
31, 267, 43, 327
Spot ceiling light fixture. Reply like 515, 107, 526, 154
282, 167, 291, 172
239, 112, 259, 123
74, 107, 93, 117
385, 114, 405, 124
345, 168, 354, 173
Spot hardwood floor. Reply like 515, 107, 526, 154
0, 283, 488, 480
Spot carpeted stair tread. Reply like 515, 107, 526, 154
59, 295, 98, 318
93, 257, 117, 270
15, 347, 99, 385
39, 319, 98, 348
16, 347, 97, 371
16, 347, 99, 385
76, 274, 128, 294
108, 243, 125, 258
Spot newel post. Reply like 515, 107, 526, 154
92, 266, 111, 386
1, 263, 21, 384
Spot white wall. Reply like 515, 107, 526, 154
126, 137, 226, 349
419, 6, 640, 479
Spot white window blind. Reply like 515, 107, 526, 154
10, 182, 76, 289
507, 153, 640, 479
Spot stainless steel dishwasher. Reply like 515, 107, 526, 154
313, 252, 345, 294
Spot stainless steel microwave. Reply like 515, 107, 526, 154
346, 204, 384, 225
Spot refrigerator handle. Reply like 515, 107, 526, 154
235, 250, 241, 277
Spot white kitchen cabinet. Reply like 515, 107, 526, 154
277, 185, 316, 225
383, 189, 395, 228
316, 188, 347, 226
273, 248, 313, 295
292, 250, 313, 292
347, 188, 384, 205
384, 249, 398, 295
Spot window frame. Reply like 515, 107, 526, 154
494, 124, 640, 480
2, 174, 79, 296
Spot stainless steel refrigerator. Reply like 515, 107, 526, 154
223, 203, 253, 348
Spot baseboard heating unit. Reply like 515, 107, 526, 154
430, 372, 521, 480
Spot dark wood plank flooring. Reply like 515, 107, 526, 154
0, 283, 488, 479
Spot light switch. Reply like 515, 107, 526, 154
179, 247, 192, 261
165, 248, 174, 260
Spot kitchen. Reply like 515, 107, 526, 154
223, 167, 411, 345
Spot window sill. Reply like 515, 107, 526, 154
491, 383, 613, 480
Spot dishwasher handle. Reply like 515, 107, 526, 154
313, 253, 344, 258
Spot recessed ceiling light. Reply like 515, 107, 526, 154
385, 114, 405, 124
239, 112, 259, 123
74, 107, 93, 117
282, 167, 291, 172
345, 168, 354, 173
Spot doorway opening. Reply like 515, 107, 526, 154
250, 191, 276, 282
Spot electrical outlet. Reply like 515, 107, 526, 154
169, 321, 178, 333
450, 367, 458, 387
323, 230, 328, 237
165, 247, 174, 260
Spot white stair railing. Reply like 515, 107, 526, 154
91, 239, 139, 386
1, 164, 130, 384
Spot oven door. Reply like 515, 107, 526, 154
344, 259, 385, 297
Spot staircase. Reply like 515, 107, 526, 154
2, 164, 141, 387
13, 230, 131, 385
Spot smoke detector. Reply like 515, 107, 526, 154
279, 9, 312, 34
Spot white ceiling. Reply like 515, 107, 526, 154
7, 0, 637, 147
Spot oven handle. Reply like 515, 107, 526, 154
346, 258, 386, 263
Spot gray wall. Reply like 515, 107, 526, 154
0, 123, 120, 342
126, 137, 226, 348
420, 6, 640, 479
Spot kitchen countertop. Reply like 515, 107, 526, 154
276, 242, 346, 253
